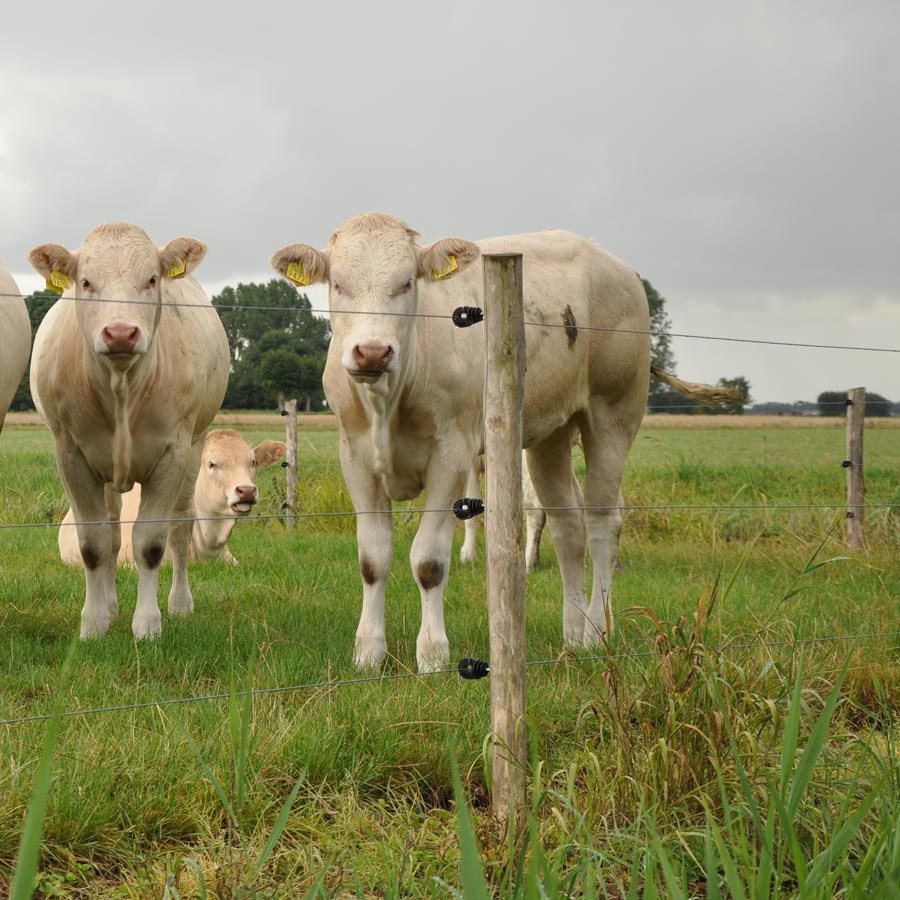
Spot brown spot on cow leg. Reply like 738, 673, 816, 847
81, 544, 101, 570
360, 557, 377, 585
143, 544, 165, 569
417, 560, 445, 591
563, 305, 578, 348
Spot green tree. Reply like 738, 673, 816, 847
10, 289, 57, 411
817, 390, 892, 417
213, 280, 330, 411
644, 279, 687, 413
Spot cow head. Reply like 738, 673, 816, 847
197, 429, 287, 518
29, 223, 206, 368
271, 214, 479, 391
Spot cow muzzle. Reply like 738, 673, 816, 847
230, 483, 259, 515
99, 321, 144, 358
347, 340, 395, 381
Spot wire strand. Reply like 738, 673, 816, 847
2, 629, 897, 728
5, 290, 899, 355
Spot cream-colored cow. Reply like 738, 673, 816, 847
272, 214, 732, 672
0, 266, 31, 431
29, 223, 230, 640
59, 429, 286, 566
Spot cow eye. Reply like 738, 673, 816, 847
397, 279, 413, 295
332, 282, 341, 293
80, 279, 93, 292
146, 276, 158, 289
207, 460, 216, 470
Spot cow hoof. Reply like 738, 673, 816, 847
80, 615, 110, 639
459, 547, 476, 564
416, 640, 450, 674
168, 593, 194, 617
354, 637, 387, 670
132, 613, 162, 640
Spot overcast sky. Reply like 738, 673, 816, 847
2, 0, 897, 404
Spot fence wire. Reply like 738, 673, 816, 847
3, 289, 899, 355
2, 629, 898, 729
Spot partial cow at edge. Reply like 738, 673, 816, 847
59, 429, 286, 566
272, 214, 733, 673
29, 223, 230, 640
0, 266, 31, 431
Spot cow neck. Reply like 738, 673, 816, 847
357, 327, 418, 478
85, 339, 159, 493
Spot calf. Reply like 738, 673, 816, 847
59, 429, 286, 565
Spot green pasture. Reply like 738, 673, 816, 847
1, 418, 899, 897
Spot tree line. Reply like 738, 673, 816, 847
8, 279, 891, 416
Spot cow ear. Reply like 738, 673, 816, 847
161, 237, 207, 279
417, 237, 480, 282
270, 243, 328, 287
29, 243, 77, 281
253, 440, 287, 469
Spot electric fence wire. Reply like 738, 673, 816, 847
2, 628, 898, 729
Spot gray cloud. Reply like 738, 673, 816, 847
2, 0, 898, 402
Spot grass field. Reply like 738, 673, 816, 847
1, 414, 899, 897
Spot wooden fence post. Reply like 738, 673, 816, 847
845, 387, 866, 549
281, 399, 298, 529
483, 253, 527, 826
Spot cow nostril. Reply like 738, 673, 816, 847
382, 346, 394, 364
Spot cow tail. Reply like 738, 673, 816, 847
650, 366, 741, 405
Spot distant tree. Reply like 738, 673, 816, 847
703, 376, 752, 416
817, 390, 892, 417
643, 279, 683, 413
213, 280, 330, 410
10, 289, 57, 411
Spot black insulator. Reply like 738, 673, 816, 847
281, 461, 289, 467
845, 398, 854, 407
280, 409, 289, 416
281, 502, 290, 510
452, 306, 484, 328
453, 498, 485, 520
842, 460, 853, 468
458, 658, 490, 680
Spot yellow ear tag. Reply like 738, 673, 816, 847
286, 261, 311, 286
167, 259, 187, 279
46, 270, 69, 293
432, 254, 458, 280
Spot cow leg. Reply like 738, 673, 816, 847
103, 485, 122, 619
526, 427, 587, 646
522, 452, 547, 573
131, 441, 193, 638
459, 460, 481, 564
55, 437, 118, 638
340, 448, 393, 669
411, 466, 466, 673
578, 404, 640, 646
167, 442, 202, 618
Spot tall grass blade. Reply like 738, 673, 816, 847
9, 638, 77, 900
449, 750, 490, 900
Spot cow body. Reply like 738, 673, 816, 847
0, 267, 31, 431
59, 429, 286, 566
30, 223, 229, 639
272, 214, 719, 672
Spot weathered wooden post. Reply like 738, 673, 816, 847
482, 253, 527, 825
281, 399, 298, 529
845, 387, 866, 549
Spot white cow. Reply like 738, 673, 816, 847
0, 266, 31, 431
29, 222, 230, 639
59, 429, 286, 566
272, 214, 731, 672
